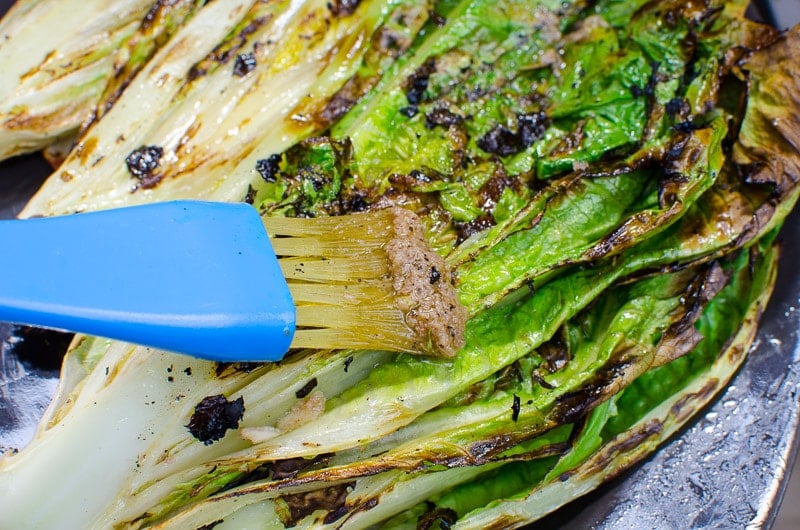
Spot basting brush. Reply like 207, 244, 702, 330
0, 201, 467, 361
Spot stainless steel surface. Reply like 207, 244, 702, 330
1, 2, 799, 528
0, 154, 57, 454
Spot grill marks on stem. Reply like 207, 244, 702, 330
187, 14, 274, 82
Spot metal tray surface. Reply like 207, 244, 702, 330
1, 2, 798, 528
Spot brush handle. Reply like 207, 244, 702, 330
0, 201, 295, 362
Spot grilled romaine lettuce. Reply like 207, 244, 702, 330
0, 1, 799, 529
0, 0, 207, 161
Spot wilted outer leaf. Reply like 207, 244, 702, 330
734, 26, 800, 196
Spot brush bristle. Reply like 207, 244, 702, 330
262, 208, 467, 357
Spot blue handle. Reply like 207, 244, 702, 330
0, 201, 296, 362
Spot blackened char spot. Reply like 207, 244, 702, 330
328, 0, 361, 16
479, 165, 521, 206
338, 191, 369, 213
388, 168, 440, 192
140, 0, 186, 32
232, 52, 257, 76
517, 111, 549, 147
187, 16, 270, 81
186, 395, 245, 445
477, 112, 549, 156
665, 134, 690, 160
673, 120, 702, 133
406, 60, 435, 105
679, 29, 700, 91
455, 214, 495, 244
187, 64, 206, 82
295, 377, 318, 398
511, 394, 521, 422
665, 97, 687, 117
477, 125, 521, 156
125, 145, 163, 178
429, 266, 441, 284
401, 58, 436, 117
425, 107, 463, 129
140, 2, 162, 31
256, 154, 282, 182
317, 74, 371, 127
644, 61, 660, 99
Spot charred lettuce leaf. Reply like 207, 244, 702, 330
734, 28, 800, 198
